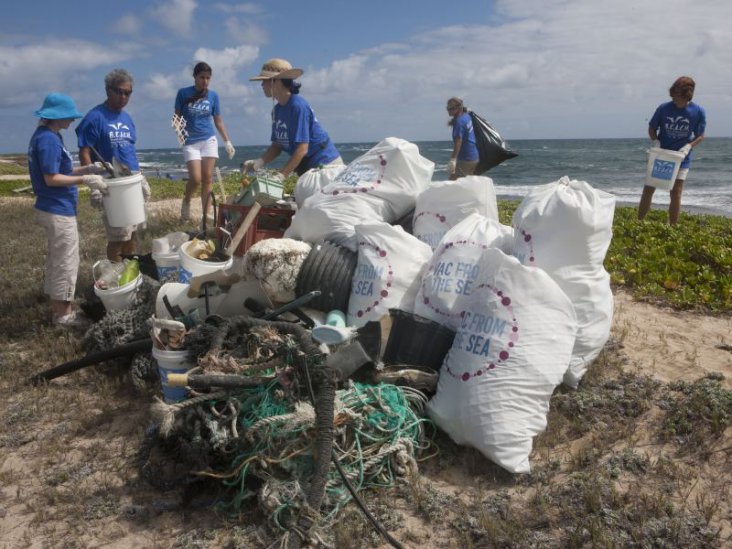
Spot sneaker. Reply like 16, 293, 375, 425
180, 200, 191, 221
52, 310, 91, 329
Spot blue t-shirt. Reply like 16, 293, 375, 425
29, 126, 77, 217
175, 87, 220, 144
271, 95, 339, 169
649, 101, 706, 168
75, 104, 140, 171
452, 112, 479, 162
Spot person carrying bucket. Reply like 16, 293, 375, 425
241, 58, 343, 179
29, 93, 109, 327
637, 76, 706, 225
76, 68, 151, 261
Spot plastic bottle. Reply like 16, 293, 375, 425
118, 259, 140, 287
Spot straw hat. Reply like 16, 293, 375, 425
249, 58, 303, 81
34, 93, 83, 120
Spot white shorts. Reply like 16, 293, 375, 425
35, 209, 79, 302
183, 136, 219, 162
677, 168, 689, 181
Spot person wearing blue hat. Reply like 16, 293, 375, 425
29, 92, 109, 327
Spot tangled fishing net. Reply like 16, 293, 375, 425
82, 275, 160, 387
141, 315, 434, 540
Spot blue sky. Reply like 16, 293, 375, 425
1, 0, 731, 153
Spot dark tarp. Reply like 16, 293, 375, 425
469, 111, 518, 174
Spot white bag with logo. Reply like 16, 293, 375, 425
511, 176, 615, 388
413, 176, 500, 250
294, 164, 347, 207
427, 247, 577, 473
348, 223, 433, 327
415, 213, 513, 328
322, 137, 434, 220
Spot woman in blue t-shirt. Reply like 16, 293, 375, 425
29, 93, 108, 326
446, 97, 479, 180
242, 58, 343, 178
638, 76, 706, 225
175, 62, 235, 222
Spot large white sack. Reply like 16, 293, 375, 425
348, 223, 433, 327
294, 164, 347, 207
558, 268, 614, 388
511, 177, 615, 388
284, 192, 389, 251
321, 137, 434, 220
512, 176, 615, 270
415, 213, 514, 328
413, 176, 500, 250
427, 247, 577, 474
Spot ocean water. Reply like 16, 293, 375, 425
137, 137, 732, 216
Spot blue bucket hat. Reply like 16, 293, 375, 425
34, 93, 83, 120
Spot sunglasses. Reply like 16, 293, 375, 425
446, 105, 457, 111
110, 87, 133, 97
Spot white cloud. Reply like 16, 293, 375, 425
214, 2, 262, 15
295, 0, 732, 140
110, 14, 142, 35
190, 45, 260, 96
141, 73, 180, 100
224, 17, 268, 45
150, 0, 197, 36
0, 40, 133, 108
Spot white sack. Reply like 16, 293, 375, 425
284, 192, 388, 251
511, 176, 615, 388
348, 223, 433, 327
294, 164, 347, 207
413, 176, 500, 250
511, 176, 615, 269
321, 137, 434, 219
415, 213, 514, 328
427, 247, 577, 473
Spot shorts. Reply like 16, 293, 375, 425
102, 211, 145, 242
456, 159, 479, 178
677, 168, 689, 181
35, 209, 79, 302
183, 136, 219, 162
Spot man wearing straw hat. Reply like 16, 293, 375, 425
242, 58, 343, 178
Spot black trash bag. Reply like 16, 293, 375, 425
469, 110, 518, 174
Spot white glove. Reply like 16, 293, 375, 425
224, 141, 236, 160
82, 174, 108, 194
89, 189, 104, 209
84, 162, 108, 175
650, 139, 660, 149
141, 175, 151, 202
679, 144, 692, 156
447, 158, 457, 175
241, 158, 265, 174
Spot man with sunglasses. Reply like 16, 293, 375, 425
76, 68, 149, 261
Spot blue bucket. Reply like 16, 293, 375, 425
152, 347, 194, 403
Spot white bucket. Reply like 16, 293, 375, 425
178, 241, 233, 284
93, 273, 142, 311
152, 251, 181, 281
102, 173, 146, 227
152, 346, 194, 403
645, 147, 686, 190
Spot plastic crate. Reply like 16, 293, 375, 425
236, 173, 286, 207
216, 203, 295, 256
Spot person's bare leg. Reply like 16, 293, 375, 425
185, 160, 202, 202
107, 241, 124, 262
668, 178, 684, 225
200, 157, 216, 215
637, 185, 656, 220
